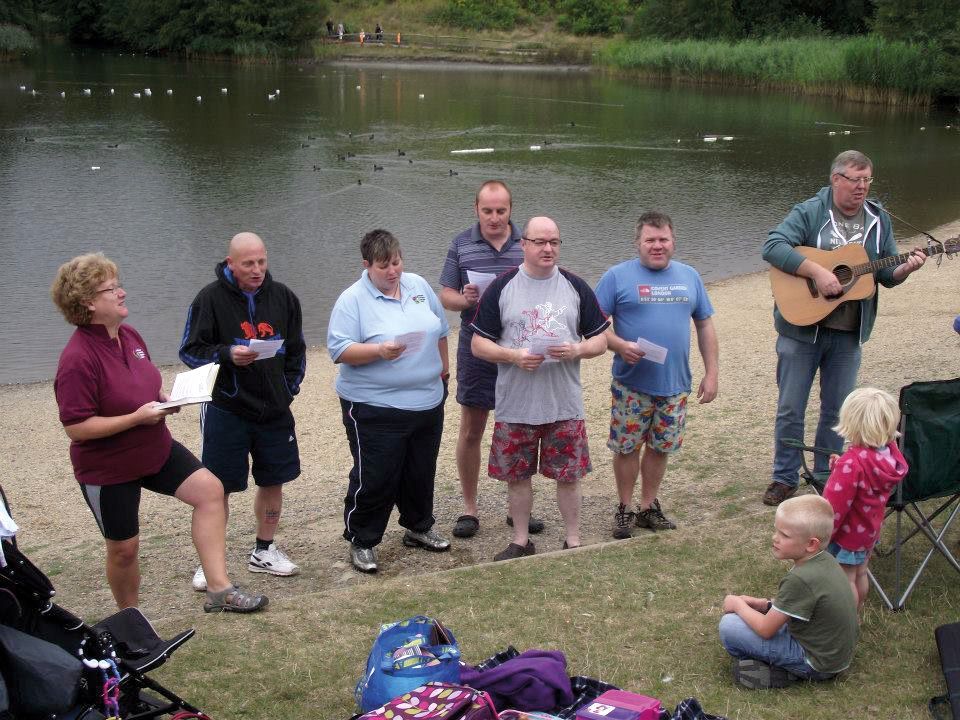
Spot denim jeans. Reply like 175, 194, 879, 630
772, 329, 861, 487
719, 613, 832, 679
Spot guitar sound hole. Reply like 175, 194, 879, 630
833, 265, 853, 285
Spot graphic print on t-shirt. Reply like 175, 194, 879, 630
636, 284, 691, 304
509, 301, 568, 347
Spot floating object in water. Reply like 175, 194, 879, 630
275, 89, 280, 95
307, 135, 317, 140
842, 130, 851, 135
920, 126, 926, 131
144, 88, 151, 96
133, 92, 141, 98
703, 136, 717, 142
408, 159, 413, 164
357, 179, 362, 185
110, 88, 115, 95
947, 124, 953, 129
418, 93, 425, 99
90, 166, 100, 171
828, 131, 837, 136
569, 121, 576, 127
196, 95, 202, 102
543, 140, 553, 145
397, 149, 405, 156
676, 139, 681, 143
449, 169, 458, 176
722, 136, 734, 141
30, 89, 37, 96
312, 164, 321, 171
373, 164, 384, 171
221, 87, 228, 94
18, 85, 25, 91
346, 151, 355, 157
300, 142, 310, 148
268, 93, 276, 100
337, 154, 345, 161
106, 143, 119, 148
451, 148, 494, 155
82, 88, 91, 96
529, 145, 541, 151
356, 85, 361, 90
166, 89, 172, 95
23, 136, 35, 142
60, 91, 66, 98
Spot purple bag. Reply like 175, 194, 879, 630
357, 682, 498, 719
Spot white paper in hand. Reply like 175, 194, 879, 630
248, 338, 284, 360
395, 331, 426, 358
635, 337, 668, 364
466, 270, 496, 296
527, 336, 563, 364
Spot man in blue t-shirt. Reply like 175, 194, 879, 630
594, 211, 719, 539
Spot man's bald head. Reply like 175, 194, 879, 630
226, 231, 268, 292
520, 216, 561, 278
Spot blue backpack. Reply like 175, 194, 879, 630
355, 616, 462, 713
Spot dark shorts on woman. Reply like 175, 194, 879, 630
455, 331, 498, 409
79, 440, 203, 541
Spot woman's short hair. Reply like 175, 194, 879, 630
361, 229, 401, 264
833, 387, 900, 448
777, 494, 834, 544
51, 253, 118, 326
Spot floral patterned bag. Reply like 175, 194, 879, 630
357, 682, 498, 720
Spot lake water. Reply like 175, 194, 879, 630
2, 48, 958, 384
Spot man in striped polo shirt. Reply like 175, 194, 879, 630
439, 180, 543, 539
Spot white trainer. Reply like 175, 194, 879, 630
248, 543, 299, 576
191, 565, 207, 592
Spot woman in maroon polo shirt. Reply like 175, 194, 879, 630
51, 253, 267, 614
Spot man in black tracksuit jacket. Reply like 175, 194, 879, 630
180, 232, 307, 592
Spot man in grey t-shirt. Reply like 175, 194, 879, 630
470, 216, 609, 560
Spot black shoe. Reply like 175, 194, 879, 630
506, 515, 545, 534
493, 540, 535, 561
635, 498, 676, 531
612, 503, 634, 539
763, 481, 798, 506
452, 514, 479, 538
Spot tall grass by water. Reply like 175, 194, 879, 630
0, 25, 37, 59
600, 35, 944, 105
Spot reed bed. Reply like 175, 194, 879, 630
600, 35, 943, 106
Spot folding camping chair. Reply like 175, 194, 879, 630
783, 376, 960, 611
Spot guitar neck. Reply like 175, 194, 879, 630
852, 245, 940, 277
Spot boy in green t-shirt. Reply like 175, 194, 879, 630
719, 494, 859, 689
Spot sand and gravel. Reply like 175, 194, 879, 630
2, 225, 957, 622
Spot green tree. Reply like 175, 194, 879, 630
428, 0, 526, 31
557, 0, 628, 35
872, 0, 959, 94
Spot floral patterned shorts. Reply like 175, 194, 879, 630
607, 378, 688, 455
488, 419, 591, 483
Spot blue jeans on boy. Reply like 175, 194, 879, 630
772, 329, 861, 488
719, 614, 833, 679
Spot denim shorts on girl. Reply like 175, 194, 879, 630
828, 542, 869, 566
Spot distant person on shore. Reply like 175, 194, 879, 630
594, 211, 718, 539
337, 22, 344, 41
180, 232, 306, 591
327, 229, 451, 573
359, 29, 366, 45
438, 180, 535, 540
719, 495, 858, 689
470, 216, 609, 559
375, 23, 383, 42
761, 150, 926, 507
51, 253, 266, 613
326, 20, 334, 36
822, 387, 907, 610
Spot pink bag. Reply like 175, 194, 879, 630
358, 681, 498, 719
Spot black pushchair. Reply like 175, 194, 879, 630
0, 486, 211, 720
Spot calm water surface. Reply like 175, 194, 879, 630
2, 49, 958, 384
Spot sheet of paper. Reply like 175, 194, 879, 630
528, 336, 564, 363
466, 270, 496, 296
395, 331, 426, 358
249, 338, 284, 360
635, 337, 668, 364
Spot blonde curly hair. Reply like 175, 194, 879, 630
51, 253, 119, 326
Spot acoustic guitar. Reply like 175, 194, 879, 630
769, 238, 959, 326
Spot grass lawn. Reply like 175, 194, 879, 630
152, 504, 957, 719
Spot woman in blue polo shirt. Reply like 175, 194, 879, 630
328, 229, 451, 573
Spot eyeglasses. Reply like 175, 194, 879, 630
836, 173, 874, 186
96, 284, 123, 295
522, 237, 562, 248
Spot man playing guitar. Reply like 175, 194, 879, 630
761, 150, 926, 506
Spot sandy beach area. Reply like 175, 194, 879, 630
2, 225, 958, 621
